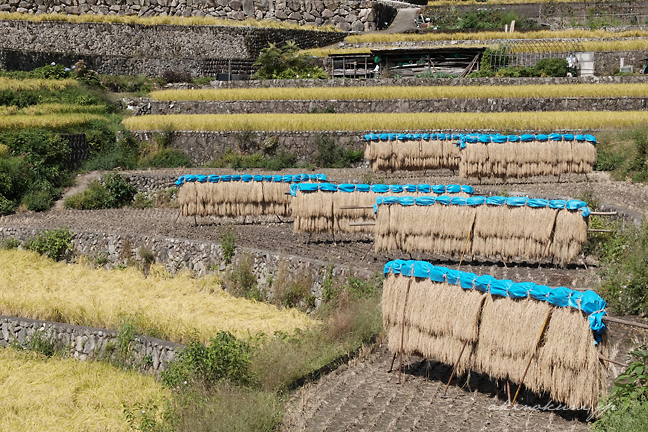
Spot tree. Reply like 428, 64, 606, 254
253, 42, 327, 79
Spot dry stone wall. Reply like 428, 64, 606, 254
0, 0, 401, 31
0, 315, 182, 373
0, 226, 373, 307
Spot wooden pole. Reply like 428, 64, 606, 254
398, 279, 413, 384
510, 307, 553, 408
339, 206, 375, 210
174, 210, 182, 223
588, 229, 613, 233
506, 379, 511, 404
598, 354, 626, 367
361, 240, 375, 262
602, 315, 648, 330
590, 211, 618, 216
349, 222, 376, 226
443, 340, 468, 396
457, 210, 477, 269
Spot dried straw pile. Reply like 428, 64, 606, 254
383, 273, 607, 410
459, 139, 597, 179
365, 138, 460, 172
178, 181, 292, 218
375, 203, 588, 265
293, 188, 472, 235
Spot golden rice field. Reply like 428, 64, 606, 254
0, 250, 314, 343
0, 12, 338, 31
122, 111, 648, 132
307, 39, 648, 57
0, 77, 77, 91
0, 113, 108, 131
345, 29, 648, 44
151, 83, 648, 102
0, 348, 168, 432
0, 103, 108, 117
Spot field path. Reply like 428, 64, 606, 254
52, 171, 103, 210
282, 344, 590, 432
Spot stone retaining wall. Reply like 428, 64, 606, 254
0, 226, 374, 307
0, 0, 399, 31
0, 19, 347, 76
137, 96, 648, 115
0, 314, 183, 373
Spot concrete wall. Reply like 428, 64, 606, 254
137, 96, 648, 115
0, 314, 182, 373
0, 226, 374, 308
0, 19, 347, 76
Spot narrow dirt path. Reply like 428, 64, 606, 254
381, 8, 420, 34
52, 171, 103, 211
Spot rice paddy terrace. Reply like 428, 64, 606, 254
4, 4, 648, 431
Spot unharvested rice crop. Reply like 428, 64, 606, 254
150, 83, 648, 102
0, 11, 339, 31
0, 250, 314, 343
383, 273, 607, 410
0, 113, 108, 131
0, 347, 168, 432
375, 204, 587, 265
178, 181, 292, 218
459, 139, 597, 178
0, 77, 77, 91
0, 103, 108, 117
122, 111, 648, 132
345, 28, 648, 44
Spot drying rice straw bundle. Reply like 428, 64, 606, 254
550, 209, 588, 266
179, 181, 197, 217
334, 191, 377, 233
571, 140, 597, 174
422, 137, 444, 168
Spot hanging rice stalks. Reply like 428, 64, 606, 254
374, 196, 591, 265
382, 261, 608, 411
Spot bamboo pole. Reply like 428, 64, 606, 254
590, 212, 618, 216
457, 210, 477, 269
510, 306, 554, 408
588, 229, 613, 233
339, 206, 375, 209
598, 354, 626, 367
443, 340, 468, 396
398, 278, 413, 385
602, 315, 648, 330
349, 222, 377, 226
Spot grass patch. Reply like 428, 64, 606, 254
123, 111, 648, 132
0, 249, 314, 343
0, 347, 168, 432
0, 77, 77, 91
151, 83, 648, 102
595, 126, 648, 182
0, 113, 109, 131
0, 11, 339, 31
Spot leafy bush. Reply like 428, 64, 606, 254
162, 331, 252, 388
64, 173, 136, 210
313, 134, 363, 168
140, 148, 192, 168
220, 226, 236, 265
81, 132, 141, 171
593, 346, 648, 431
1, 238, 20, 250
23, 189, 53, 212
226, 254, 263, 301
253, 41, 327, 80
533, 58, 569, 77
24, 227, 73, 261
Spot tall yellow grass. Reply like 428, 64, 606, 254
0, 77, 78, 91
0, 113, 108, 131
0, 347, 168, 432
345, 29, 648, 44
0, 12, 339, 31
0, 103, 108, 117
123, 111, 648, 132
151, 83, 648, 102
0, 250, 314, 343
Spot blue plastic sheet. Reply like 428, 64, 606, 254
362, 133, 598, 149
384, 260, 607, 340
175, 173, 327, 186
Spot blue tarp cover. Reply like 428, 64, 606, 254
175, 173, 328, 186
291, 183, 476, 197
363, 133, 598, 149
375, 195, 590, 217
384, 260, 607, 340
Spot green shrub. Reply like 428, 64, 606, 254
24, 227, 73, 261
220, 226, 236, 265
162, 331, 252, 388
253, 41, 327, 80
64, 173, 136, 210
313, 134, 363, 168
533, 58, 569, 77
0, 194, 15, 215
140, 148, 192, 168
131, 192, 154, 209
1, 238, 20, 250
226, 255, 263, 301
23, 189, 53, 212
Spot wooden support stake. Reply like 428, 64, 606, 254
444, 340, 468, 396
602, 315, 648, 330
398, 279, 413, 384
457, 210, 477, 269
506, 379, 511, 405
349, 222, 376, 226
590, 211, 618, 216
588, 229, 613, 233
598, 354, 626, 367
174, 210, 182, 223
510, 307, 553, 408
389, 352, 397, 372
339, 206, 375, 210
361, 240, 375, 262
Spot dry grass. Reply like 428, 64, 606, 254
0, 77, 77, 91
0, 103, 108, 116
383, 273, 608, 410
0, 347, 168, 432
345, 29, 648, 44
123, 111, 648, 132
151, 83, 648, 102
0, 12, 339, 31
0, 250, 314, 344
0, 113, 107, 131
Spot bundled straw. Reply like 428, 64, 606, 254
375, 201, 589, 265
365, 137, 460, 172
178, 181, 293, 218
383, 273, 608, 411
